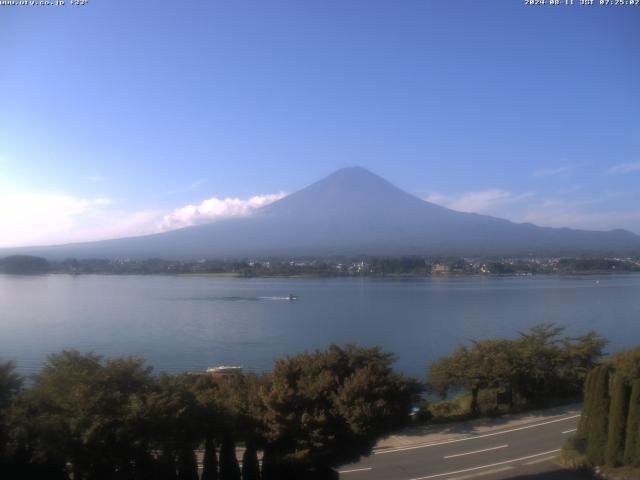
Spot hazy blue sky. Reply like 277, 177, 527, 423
1, 0, 639, 247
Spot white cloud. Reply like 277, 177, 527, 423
608, 162, 640, 175
486, 191, 640, 233
518, 205, 640, 232
425, 189, 533, 214
0, 180, 287, 247
425, 188, 640, 234
160, 192, 287, 231
0, 190, 114, 247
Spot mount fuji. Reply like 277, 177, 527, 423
4, 167, 640, 259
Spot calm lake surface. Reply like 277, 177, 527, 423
1, 274, 639, 378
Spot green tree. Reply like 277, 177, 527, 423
611, 348, 640, 385
465, 339, 515, 414
132, 450, 155, 480
426, 354, 457, 400
219, 430, 241, 480
428, 324, 606, 415
576, 367, 598, 441
182, 374, 225, 437
212, 374, 267, 444
262, 344, 421, 473
0, 362, 24, 478
202, 434, 219, 480
0, 362, 22, 413
623, 380, 640, 466
586, 365, 610, 466
559, 332, 608, 395
260, 446, 278, 480
155, 452, 178, 480
241, 440, 260, 480
512, 324, 565, 404
605, 374, 629, 466
428, 339, 517, 415
18, 351, 154, 478
177, 447, 198, 480
139, 373, 205, 480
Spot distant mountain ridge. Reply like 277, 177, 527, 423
3, 167, 640, 259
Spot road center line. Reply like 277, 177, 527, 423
375, 414, 579, 455
523, 455, 557, 465
562, 428, 577, 434
408, 449, 560, 480
444, 444, 508, 459
446, 466, 513, 480
338, 467, 373, 474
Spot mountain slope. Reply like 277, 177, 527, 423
4, 167, 640, 259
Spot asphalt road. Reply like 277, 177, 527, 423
338, 413, 586, 480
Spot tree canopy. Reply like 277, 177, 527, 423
0, 345, 420, 479
427, 324, 607, 415
261, 344, 421, 472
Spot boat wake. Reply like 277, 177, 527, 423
182, 295, 298, 302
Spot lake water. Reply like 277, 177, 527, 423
1, 274, 639, 378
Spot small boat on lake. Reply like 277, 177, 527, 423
288, 294, 298, 301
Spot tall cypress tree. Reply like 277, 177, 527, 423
260, 446, 275, 480
624, 380, 640, 466
586, 365, 611, 466
605, 374, 629, 466
219, 431, 241, 480
241, 440, 260, 480
155, 453, 178, 480
202, 435, 219, 480
177, 448, 199, 480
636, 425, 640, 468
577, 367, 597, 440
133, 450, 156, 480
259, 446, 292, 480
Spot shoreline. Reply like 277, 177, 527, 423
3, 271, 639, 279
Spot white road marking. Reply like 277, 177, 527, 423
562, 428, 577, 434
408, 449, 561, 480
375, 414, 580, 455
338, 467, 373, 474
522, 455, 557, 465
444, 444, 508, 459
446, 466, 514, 480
